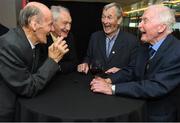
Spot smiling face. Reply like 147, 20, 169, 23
138, 7, 167, 44
101, 6, 121, 37
53, 10, 72, 38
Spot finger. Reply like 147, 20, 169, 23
56, 36, 64, 43
64, 48, 69, 53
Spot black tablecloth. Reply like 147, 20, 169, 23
15, 72, 146, 121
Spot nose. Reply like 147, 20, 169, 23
102, 17, 108, 25
138, 21, 142, 29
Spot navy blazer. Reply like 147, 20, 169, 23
110, 34, 180, 121
83, 30, 139, 71
0, 27, 60, 121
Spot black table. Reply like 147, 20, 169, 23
15, 72, 146, 121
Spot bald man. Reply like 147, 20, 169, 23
90, 5, 180, 121
0, 2, 69, 121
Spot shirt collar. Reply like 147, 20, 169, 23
50, 32, 57, 42
27, 39, 35, 49
106, 28, 120, 41
150, 37, 167, 52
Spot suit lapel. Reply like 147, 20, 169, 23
16, 27, 33, 68
145, 35, 173, 74
107, 31, 126, 62
138, 43, 149, 78
98, 33, 108, 61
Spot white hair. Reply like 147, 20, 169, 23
51, 5, 70, 21
148, 5, 176, 33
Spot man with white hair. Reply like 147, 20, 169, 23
39, 5, 78, 73
90, 5, 180, 121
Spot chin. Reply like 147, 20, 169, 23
41, 39, 47, 44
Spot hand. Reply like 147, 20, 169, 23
105, 67, 121, 74
90, 77, 113, 95
48, 36, 69, 63
77, 63, 89, 74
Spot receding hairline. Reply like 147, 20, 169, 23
103, 2, 123, 18
26, 2, 51, 16
51, 5, 71, 21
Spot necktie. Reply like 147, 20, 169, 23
145, 47, 155, 73
32, 48, 38, 72
106, 40, 111, 57
148, 47, 155, 59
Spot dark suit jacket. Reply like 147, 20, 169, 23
110, 34, 180, 121
83, 30, 139, 71
0, 27, 60, 121
0, 24, 9, 36
39, 33, 78, 73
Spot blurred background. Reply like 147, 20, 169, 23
0, 0, 179, 61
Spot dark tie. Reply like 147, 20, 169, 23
145, 47, 155, 73
148, 47, 155, 59
32, 48, 38, 72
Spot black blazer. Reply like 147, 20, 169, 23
110, 34, 180, 121
0, 24, 9, 36
83, 30, 139, 71
0, 27, 60, 121
39, 33, 78, 73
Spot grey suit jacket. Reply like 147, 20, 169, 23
0, 27, 59, 121
83, 30, 139, 71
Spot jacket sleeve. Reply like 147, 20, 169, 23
0, 44, 59, 97
114, 53, 180, 99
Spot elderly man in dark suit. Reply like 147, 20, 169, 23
77, 2, 139, 74
0, 2, 69, 121
39, 5, 78, 73
90, 5, 180, 121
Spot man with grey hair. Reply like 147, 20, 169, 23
0, 2, 69, 121
77, 2, 139, 75
90, 5, 180, 121
39, 5, 77, 73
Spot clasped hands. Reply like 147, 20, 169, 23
48, 36, 69, 63
90, 76, 113, 95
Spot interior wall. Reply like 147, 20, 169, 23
0, 0, 16, 28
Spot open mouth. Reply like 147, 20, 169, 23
141, 30, 146, 35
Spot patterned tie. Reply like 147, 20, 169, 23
145, 47, 155, 73
148, 47, 155, 59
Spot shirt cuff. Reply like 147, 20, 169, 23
111, 84, 115, 95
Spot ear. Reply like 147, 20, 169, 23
117, 17, 122, 25
29, 16, 38, 32
158, 24, 167, 33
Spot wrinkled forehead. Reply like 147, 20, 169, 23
141, 8, 156, 20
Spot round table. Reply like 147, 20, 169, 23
16, 72, 146, 121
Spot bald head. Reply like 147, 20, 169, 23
19, 2, 52, 27
19, 2, 54, 44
